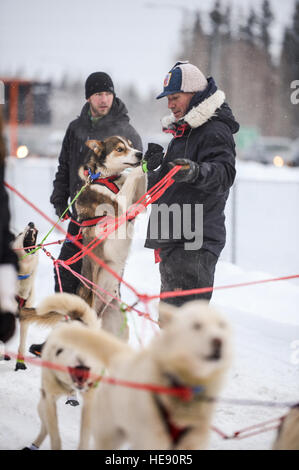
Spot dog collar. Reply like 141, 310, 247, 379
153, 395, 191, 445
18, 273, 31, 280
163, 372, 205, 399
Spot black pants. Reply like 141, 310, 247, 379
54, 220, 82, 293
159, 246, 218, 307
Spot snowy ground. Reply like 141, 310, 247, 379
1, 160, 299, 450
0, 212, 298, 451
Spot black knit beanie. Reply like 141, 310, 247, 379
85, 72, 115, 99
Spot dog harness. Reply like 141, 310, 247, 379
153, 395, 191, 446
84, 169, 121, 194
153, 373, 206, 446
16, 296, 26, 308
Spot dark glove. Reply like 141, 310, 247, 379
142, 143, 164, 172
168, 158, 200, 183
55, 203, 73, 221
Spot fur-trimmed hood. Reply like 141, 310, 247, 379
162, 89, 227, 130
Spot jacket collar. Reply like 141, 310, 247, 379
162, 89, 225, 131
79, 97, 130, 128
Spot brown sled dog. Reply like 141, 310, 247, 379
75, 136, 146, 340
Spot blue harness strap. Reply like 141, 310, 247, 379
18, 273, 31, 280
88, 168, 101, 180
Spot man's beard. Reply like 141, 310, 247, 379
89, 102, 111, 118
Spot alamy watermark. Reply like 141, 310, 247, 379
290, 80, 299, 104
94, 198, 203, 251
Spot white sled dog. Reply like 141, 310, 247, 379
272, 404, 299, 450
75, 136, 146, 341
55, 300, 233, 450
12, 222, 39, 370
24, 293, 101, 450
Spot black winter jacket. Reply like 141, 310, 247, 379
50, 98, 143, 215
145, 88, 239, 257
0, 163, 18, 268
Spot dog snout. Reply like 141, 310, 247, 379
135, 151, 143, 160
211, 338, 222, 358
68, 365, 90, 388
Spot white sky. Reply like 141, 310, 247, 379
0, 0, 296, 96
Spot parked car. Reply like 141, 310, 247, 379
242, 137, 294, 167
289, 138, 299, 167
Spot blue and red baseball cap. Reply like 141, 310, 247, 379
156, 61, 208, 99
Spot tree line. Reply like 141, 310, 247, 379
175, 0, 299, 139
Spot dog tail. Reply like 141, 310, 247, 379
37, 293, 98, 327
55, 322, 131, 367
19, 293, 98, 328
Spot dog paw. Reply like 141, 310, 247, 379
15, 361, 27, 371
21, 444, 39, 451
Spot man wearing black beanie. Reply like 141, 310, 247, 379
49, 71, 142, 296
30, 71, 143, 356
25, 74, 144, 357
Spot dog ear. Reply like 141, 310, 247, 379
158, 302, 178, 329
85, 140, 105, 156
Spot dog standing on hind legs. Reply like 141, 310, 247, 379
11, 222, 39, 370
75, 136, 146, 341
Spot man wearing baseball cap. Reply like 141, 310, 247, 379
50, 72, 142, 293
142, 61, 239, 307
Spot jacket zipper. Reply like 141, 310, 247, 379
184, 128, 193, 159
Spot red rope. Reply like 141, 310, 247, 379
212, 415, 286, 440
13, 239, 66, 251
147, 273, 299, 302
5, 350, 192, 401
54, 262, 63, 293
64, 167, 179, 267
5, 178, 299, 305
4, 180, 140, 297
40, 246, 159, 326
58, 260, 159, 326
3, 348, 295, 440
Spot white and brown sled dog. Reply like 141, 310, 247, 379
272, 404, 299, 450
24, 293, 101, 450
75, 136, 146, 340
54, 300, 233, 450
12, 222, 39, 370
